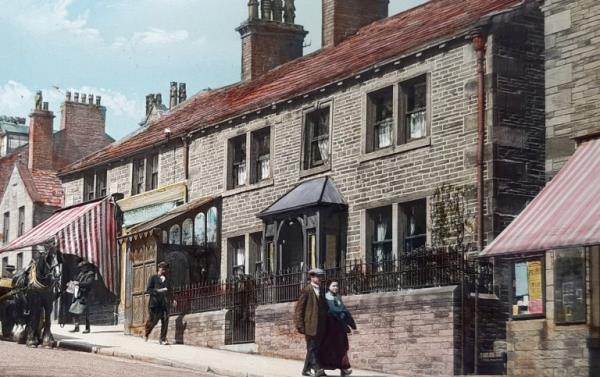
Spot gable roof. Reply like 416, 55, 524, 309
258, 176, 346, 218
0, 145, 28, 199
60, 0, 524, 175
15, 162, 63, 207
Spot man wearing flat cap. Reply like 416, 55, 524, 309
144, 261, 173, 345
69, 260, 96, 333
294, 268, 328, 377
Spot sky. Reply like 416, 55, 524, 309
0, 0, 428, 140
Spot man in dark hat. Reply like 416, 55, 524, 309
144, 261, 173, 345
69, 260, 95, 333
294, 268, 328, 377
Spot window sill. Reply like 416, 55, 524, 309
223, 178, 274, 198
359, 137, 431, 163
299, 164, 331, 179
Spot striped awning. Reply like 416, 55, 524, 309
0, 197, 119, 294
481, 137, 600, 257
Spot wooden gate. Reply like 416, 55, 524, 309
128, 238, 158, 335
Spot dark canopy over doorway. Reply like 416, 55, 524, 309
257, 176, 347, 272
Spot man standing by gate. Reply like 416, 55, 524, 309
144, 261, 173, 345
294, 268, 328, 377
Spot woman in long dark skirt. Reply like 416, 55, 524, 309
318, 281, 356, 377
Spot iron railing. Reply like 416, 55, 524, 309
172, 247, 493, 315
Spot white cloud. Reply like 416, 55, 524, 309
112, 28, 190, 49
16, 0, 101, 41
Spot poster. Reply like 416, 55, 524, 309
515, 262, 529, 296
528, 260, 542, 301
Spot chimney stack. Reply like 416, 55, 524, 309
237, 0, 307, 81
178, 83, 187, 104
169, 82, 178, 109
322, 0, 388, 49
28, 91, 55, 171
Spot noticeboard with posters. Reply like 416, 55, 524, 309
554, 248, 586, 324
512, 258, 545, 318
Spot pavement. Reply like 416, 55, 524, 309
51, 324, 394, 377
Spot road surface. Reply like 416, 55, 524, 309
0, 340, 215, 377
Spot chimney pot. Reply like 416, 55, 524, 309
88, 95, 94, 105
248, 0, 259, 20
178, 83, 187, 103
96, 96, 101, 106
81, 93, 87, 103
74, 92, 79, 102
155, 93, 162, 106
43, 102, 49, 111
261, 0, 273, 20
170, 82, 178, 109
272, 0, 283, 22
66, 91, 72, 102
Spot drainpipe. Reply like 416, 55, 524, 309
472, 29, 487, 376
182, 136, 190, 203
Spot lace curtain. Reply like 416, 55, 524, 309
259, 157, 270, 180
318, 138, 329, 162
236, 162, 246, 186
375, 218, 388, 268
409, 111, 426, 139
377, 121, 392, 148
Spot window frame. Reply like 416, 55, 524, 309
228, 134, 247, 190
368, 206, 393, 265
83, 174, 95, 202
399, 199, 427, 254
2, 211, 9, 245
17, 206, 25, 237
509, 256, 546, 320
300, 101, 333, 176
146, 153, 159, 192
131, 158, 146, 195
250, 127, 271, 184
362, 72, 431, 160
229, 235, 246, 277
95, 169, 108, 198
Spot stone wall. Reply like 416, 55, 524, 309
255, 286, 462, 377
543, 0, 600, 177
147, 310, 228, 348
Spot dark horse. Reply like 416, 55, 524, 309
1, 242, 62, 347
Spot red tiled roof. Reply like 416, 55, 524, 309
16, 163, 63, 207
61, 0, 524, 174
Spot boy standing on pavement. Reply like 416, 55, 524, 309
294, 268, 328, 377
144, 261, 173, 345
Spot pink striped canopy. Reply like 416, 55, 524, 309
0, 197, 119, 294
482, 137, 600, 257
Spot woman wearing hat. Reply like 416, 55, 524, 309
69, 260, 96, 333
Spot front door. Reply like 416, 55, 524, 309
129, 238, 158, 336
278, 219, 304, 271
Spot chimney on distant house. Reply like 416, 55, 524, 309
322, 0, 389, 49
28, 91, 55, 171
237, 0, 307, 81
168, 82, 188, 110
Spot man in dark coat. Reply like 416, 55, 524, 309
69, 260, 95, 333
144, 261, 173, 345
294, 268, 328, 377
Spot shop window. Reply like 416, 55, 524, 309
230, 236, 245, 276
17, 207, 25, 237
146, 153, 159, 191
169, 224, 181, 245
132, 158, 145, 195
229, 135, 247, 189
194, 213, 206, 246
367, 86, 394, 151
251, 128, 271, 183
182, 218, 194, 246
554, 248, 586, 324
400, 75, 428, 143
401, 200, 427, 253
206, 207, 218, 244
16, 252, 23, 271
369, 206, 393, 267
303, 106, 330, 170
512, 259, 544, 318
3, 212, 9, 245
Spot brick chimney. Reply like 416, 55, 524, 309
237, 0, 307, 81
28, 91, 55, 171
57, 91, 108, 168
322, 0, 389, 49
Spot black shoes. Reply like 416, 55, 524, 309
82, 329, 90, 334
69, 326, 79, 333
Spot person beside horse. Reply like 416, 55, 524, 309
68, 260, 96, 333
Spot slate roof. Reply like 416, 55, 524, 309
258, 176, 346, 218
60, 0, 524, 175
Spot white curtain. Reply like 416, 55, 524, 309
260, 158, 270, 180
318, 138, 329, 162
237, 163, 246, 186
375, 218, 388, 270
377, 121, 392, 148
409, 111, 426, 139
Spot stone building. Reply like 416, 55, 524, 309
0, 93, 113, 275
481, 0, 600, 376
59, 0, 546, 375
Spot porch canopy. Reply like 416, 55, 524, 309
481, 137, 600, 257
258, 176, 346, 219
0, 197, 119, 294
